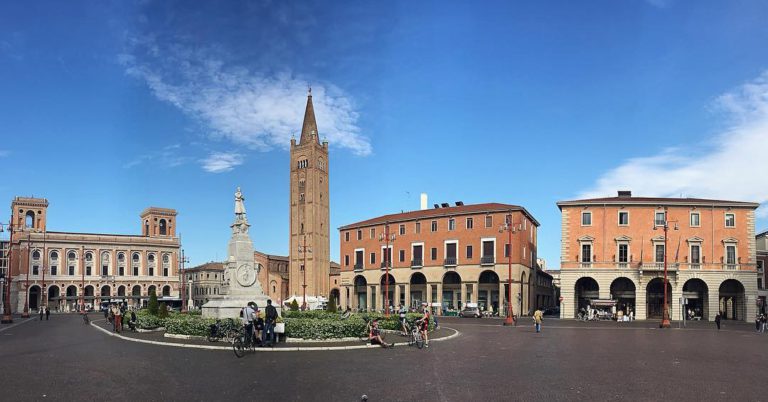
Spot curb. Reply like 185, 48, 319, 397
89, 321, 460, 352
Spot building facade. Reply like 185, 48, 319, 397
289, 90, 331, 300
757, 230, 768, 314
185, 262, 224, 308
338, 203, 540, 315
6, 197, 181, 313
558, 191, 759, 322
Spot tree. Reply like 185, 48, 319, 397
290, 299, 300, 311
327, 297, 337, 313
159, 302, 169, 318
148, 289, 159, 316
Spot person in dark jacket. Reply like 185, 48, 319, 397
263, 299, 278, 346
715, 312, 722, 330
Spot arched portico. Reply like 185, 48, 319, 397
409, 272, 428, 310
682, 278, 708, 320
719, 279, 745, 320
610, 277, 636, 317
353, 275, 367, 312
646, 278, 672, 319
574, 277, 599, 317
442, 271, 462, 312
478, 271, 500, 313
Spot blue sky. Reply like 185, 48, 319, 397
2, 0, 768, 268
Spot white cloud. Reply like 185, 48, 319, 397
580, 71, 768, 217
201, 152, 243, 173
123, 143, 191, 169
120, 38, 371, 170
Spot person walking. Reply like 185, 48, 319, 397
263, 299, 278, 347
756, 315, 761, 332
114, 305, 122, 333
45, 306, 50, 321
715, 312, 722, 330
533, 308, 543, 333
39, 307, 44, 321
760, 314, 766, 333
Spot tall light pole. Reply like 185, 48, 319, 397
299, 235, 312, 311
41, 230, 46, 310
379, 223, 396, 318
179, 249, 189, 313
500, 213, 519, 326
654, 213, 678, 329
80, 246, 85, 312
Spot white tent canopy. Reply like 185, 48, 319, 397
284, 295, 328, 310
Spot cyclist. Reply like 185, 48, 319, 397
398, 305, 408, 336
369, 319, 393, 348
416, 308, 430, 348
241, 302, 256, 346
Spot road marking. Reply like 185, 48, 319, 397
89, 320, 460, 352
0, 317, 37, 333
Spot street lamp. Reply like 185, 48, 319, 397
298, 235, 312, 311
179, 249, 189, 313
379, 224, 396, 318
653, 213, 678, 329
500, 213, 520, 326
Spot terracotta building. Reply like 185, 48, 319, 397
338, 202, 541, 315
289, 90, 331, 300
557, 191, 759, 322
756, 230, 768, 314
5, 197, 181, 313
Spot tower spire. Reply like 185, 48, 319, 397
299, 89, 319, 144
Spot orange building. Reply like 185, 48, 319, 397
338, 202, 543, 315
557, 191, 759, 322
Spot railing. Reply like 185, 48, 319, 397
353, 263, 364, 271
444, 257, 457, 267
579, 262, 592, 269
559, 261, 754, 271
641, 263, 665, 270
380, 262, 392, 269
411, 259, 423, 268
480, 256, 495, 265
689, 263, 701, 270
725, 264, 739, 271
617, 263, 629, 269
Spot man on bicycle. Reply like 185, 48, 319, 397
369, 319, 392, 348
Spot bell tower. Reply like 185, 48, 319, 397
289, 89, 330, 300
11, 197, 49, 232
140, 207, 177, 237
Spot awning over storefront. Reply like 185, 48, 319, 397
590, 299, 617, 307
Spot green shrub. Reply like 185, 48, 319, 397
137, 314, 164, 329
284, 317, 367, 339
148, 290, 159, 316
289, 300, 299, 311
159, 303, 169, 318
283, 310, 338, 319
164, 316, 217, 337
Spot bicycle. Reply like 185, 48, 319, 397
82, 313, 90, 325
406, 320, 424, 349
208, 318, 239, 343
232, 324, 261, 358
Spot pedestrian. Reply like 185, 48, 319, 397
241, 302, 255, 346
761, 314, 766, 333
45, 306, 50, 321
533, 308, 543, 333
756, 315, 761, 332
39, 307, 44, 321
114, 305, 122, 333
715, 312, 721, 330
263, 299, 278, 347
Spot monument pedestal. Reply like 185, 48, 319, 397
202, 295, 280, 319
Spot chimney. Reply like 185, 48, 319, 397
420, 193, 428, 210
617, 190, 632, 198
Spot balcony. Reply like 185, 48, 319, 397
480, 256, 495, 265
641, 263, 679, 271
353, 263, 364, 272
444, 257, 457, 267
579, 262, 592, 269
617, 263, 629, 269
380, 261, 393, 270
689, 263, 701, 270
725, 264, 739, 271
411, 259, 423, 268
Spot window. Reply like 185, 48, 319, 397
133, 266, 138, 276
102, 265, 108, 276
68, 252, 76, 261
345, 232, 350, 242
618, 244, 628, 264
581, 212, 592, 226
690, 245, 701, 264
68, 266, 74, 275
32, 250, 40, 260
344, 255, 349, 266
50, 251, 58, 261
355, 250, 364, 267
485, 215, 492, 228
655, 244, 665, 263
431, 220, 438, 232
581, 244, 592, 263
481, 240, 495, 264
86, 266, 91, 276
33, 265, 40, 275
412, 245, 423, 265
149, 267, 154, 276
119, 266, 125, 276
163, 267, 169, 276
466, 245, 473, 259
431, 247, 437, 261
382, 247, 392, 266
159, 219, 167, 235
399, 249, 405, 262
725, 245, 736, 265
415, 222, 421, 234
466, 217, 473, 229
370, 228, 375, 239
399, 225, 405, 235
445, 242, 457, 263
357, 230, 362, 240
51, 266, 57, 275
148, 254, 155, 263
85, 252, 92, 262
618, 211, 629, 226
690, 212, 700, 227
725, 213, 735, 228
118, 253, 125, 262
504, 243, 510, 258
370, 252, 376, 265
448, 219, 455, 231
655, 211, 666, 226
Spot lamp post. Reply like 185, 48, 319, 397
41, 230, 47, 310
179, 249, 189, 313
654, 213, 678, 329
500, 213, 519, 326
299, 235, 312, 311
379, 224, 396, 318
80, 246, 85, 313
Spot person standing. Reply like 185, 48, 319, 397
756, 315, 761, 332
263, 299, 278, 347
114, 305, 122, 333
45, 306, 50, 321
39, 307, 44, 321
242, 302, 256, 345
533, 308, 543, 333
715, 312, 722, 330
761, 314, 766, 333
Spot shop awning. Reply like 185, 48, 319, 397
590, 299, 617, 307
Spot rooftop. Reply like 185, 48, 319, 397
557, 191, 759, 209
339, 202, 540, 230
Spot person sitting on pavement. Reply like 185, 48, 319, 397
369, 319, 393, 348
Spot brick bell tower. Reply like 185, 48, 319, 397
289, 89, 330, 301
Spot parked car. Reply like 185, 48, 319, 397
460, 306, 482, 318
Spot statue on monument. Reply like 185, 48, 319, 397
235, 186, 246, 215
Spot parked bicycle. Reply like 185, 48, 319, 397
209, 318, 239, 343
406, 320, 425, 349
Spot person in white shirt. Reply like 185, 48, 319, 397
242, 302, 256, 345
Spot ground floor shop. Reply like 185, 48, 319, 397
561, 269, 759, 322
339, 264, 552, 316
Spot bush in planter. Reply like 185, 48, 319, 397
147, 290, 159, 316
137, 314, 164, 329
159, 303, 169, 318
289, 300, 299, 311
283, 310, 338, 319
284, 317, 367, 339
164, 316, 217, 337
